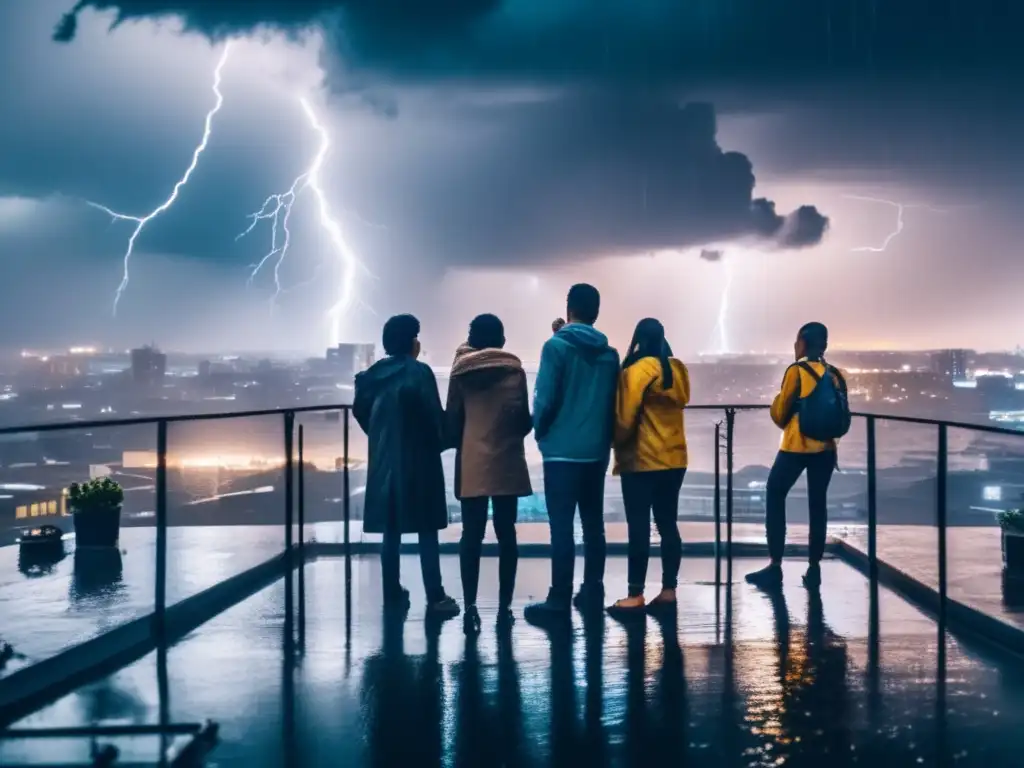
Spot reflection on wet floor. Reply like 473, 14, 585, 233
3, 557, 1024, 766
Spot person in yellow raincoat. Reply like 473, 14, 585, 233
607, 318, 691, 615
745, 321, 847, 591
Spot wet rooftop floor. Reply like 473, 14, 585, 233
3, 556, 1024, 766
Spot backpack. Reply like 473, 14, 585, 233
794, 361, 851, 441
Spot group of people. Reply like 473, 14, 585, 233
353, 282, 849, 634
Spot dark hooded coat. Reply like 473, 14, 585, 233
353, 355, 449, 534
446, 344, 533, 500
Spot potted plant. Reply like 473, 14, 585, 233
998, 509, 1024, 579
68, 478, 124, 548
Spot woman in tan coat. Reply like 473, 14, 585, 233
446, 314, 532, 633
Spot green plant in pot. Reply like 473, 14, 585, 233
68, 477, 124, 548
998, 509, 1024, 577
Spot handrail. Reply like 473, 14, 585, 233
0, 401, 1021, 438
0, 403, 352, 436
685, 403, 1024, 438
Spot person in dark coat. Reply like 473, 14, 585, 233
446, 314, 532, 633
354, 314, 460, 618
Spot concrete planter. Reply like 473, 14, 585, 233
1001, 528, 1024, 577
72, 505, 121, 548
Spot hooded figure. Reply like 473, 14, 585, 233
524, 283, 620, 624
354, 354, 449, 535
532, 323, 620, 462
447, 344, 533, 499
353, 314, 459, 618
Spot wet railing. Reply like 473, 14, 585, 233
1, 402, 1024, 724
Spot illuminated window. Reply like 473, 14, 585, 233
15, 505, 27, 519
30, 503, 39, 517
48, 500, 57, 515
983, 485, 1003, 502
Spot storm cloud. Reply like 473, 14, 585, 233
50, 3, 833, 261
57, 0, 1024, 82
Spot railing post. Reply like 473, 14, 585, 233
714, 420, 722, 583
154, 419, 168, 642
866, 415, 878, 584
298, 425, 305, 551
343, 408, 351, 560
866, 417, 880, 718
937, 423, 948, 631
297, 423, 306, 653
725, 408, 735, 578
284, 411, 295, 554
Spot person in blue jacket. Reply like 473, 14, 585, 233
524, 283, 620, 624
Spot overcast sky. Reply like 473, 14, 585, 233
1, 0, 1022, 358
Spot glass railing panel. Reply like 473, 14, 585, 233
165, 413, 287, 606
946, 424, 1024, 629
826, 415, 870, 549
0, 421, 156, 676
675, 406, 726, 546
293, 408, 350, 545
873, 419, 940, 591
727, 408, 776, 547
727, 409, 869, 557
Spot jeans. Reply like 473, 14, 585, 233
543, 460, 608, 604
460, 495, 518, 606
765, 450, 836, 564
621, 468, 686, 594
381, 498, 444, 603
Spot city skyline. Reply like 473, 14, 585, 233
1, 2, 1022, 356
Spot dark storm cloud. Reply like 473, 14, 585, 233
699, 249, 723, 262
58, 0, 1024, 82
49, 3, 832, 259
371, 93, 828, 264
750, 199, 829, 249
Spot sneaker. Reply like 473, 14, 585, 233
463, 606, 481, 635
573, 584, 605, 614
384, 586, 411, 610
745, 564, 783, 589
426, 595, 461, 619
802, 564, 822, 590
524, 590, 572, 626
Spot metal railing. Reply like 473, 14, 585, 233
2, 401, 1024, 725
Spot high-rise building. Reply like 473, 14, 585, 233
131, 345, 167, 387
325, 343, 375, 378
932, 349, 969, 381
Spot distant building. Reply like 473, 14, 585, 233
131, 346, 167, 387
932, 349, 969, 381
325, 343, 375, 379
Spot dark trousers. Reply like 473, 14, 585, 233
381, 498, 444, 602
543, 460, 608, 603
765, 450, 836, 564
621, 468, 686, 594
459, 495, 518, 606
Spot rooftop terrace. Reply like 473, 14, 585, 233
0, 404, 1023, 765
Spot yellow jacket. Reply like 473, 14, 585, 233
613, 357, 690, 474
770, 359, 846, 453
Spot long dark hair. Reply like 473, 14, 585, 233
623, 318, 673, 389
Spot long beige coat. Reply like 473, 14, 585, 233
446, 345, 533, 500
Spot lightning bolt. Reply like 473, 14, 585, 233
89, 42, 232, 315
239, 98, 372, 345
844, 194, 949, 252
713, 260, 735, 355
